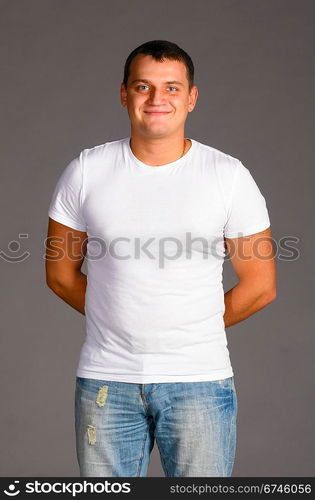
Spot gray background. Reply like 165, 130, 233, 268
1, 0, 314, 477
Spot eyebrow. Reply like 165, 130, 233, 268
130, 79, 184, 86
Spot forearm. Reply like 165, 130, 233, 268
223, 280, 275, 328
47, 272, 87, 315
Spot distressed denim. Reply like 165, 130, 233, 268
74, 376, 237, 477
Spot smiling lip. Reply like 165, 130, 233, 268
144, 111, 171, 115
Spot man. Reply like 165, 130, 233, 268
45, 40, 276, 477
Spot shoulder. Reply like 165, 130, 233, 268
193, 138, 241, 178
79, 138, 126, 162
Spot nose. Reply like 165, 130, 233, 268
148, 88, 166, 105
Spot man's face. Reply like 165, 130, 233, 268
120, 55, 198, 139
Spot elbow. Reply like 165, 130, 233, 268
46, 271, 79, 290
46, 273, 63, 291
46, 276, 58, 290
45, 265, 66, 291
242, 276, 277, 305
263, 286, 277, 304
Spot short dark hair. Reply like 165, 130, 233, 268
123, 40, 194, 90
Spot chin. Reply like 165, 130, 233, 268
145, 126, 172, 137
148, 132, 171, 140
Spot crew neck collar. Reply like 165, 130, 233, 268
125, 137, 197, 170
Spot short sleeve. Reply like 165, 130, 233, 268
48, 153, 87, 232
224, 161, 270, 238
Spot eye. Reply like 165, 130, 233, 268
167, 86, 178, 92
137, 85, 149, 91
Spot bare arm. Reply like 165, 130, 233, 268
45, 217, 88, 315
223, 227, 277, 327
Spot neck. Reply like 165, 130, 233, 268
129, 132, 191, 166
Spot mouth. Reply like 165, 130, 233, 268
144, 111, 171, 115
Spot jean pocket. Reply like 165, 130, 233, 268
215, 377, 233, 389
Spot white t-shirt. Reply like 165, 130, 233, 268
48, 137, 270, 383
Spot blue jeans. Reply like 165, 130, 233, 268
74, 376, 237, 477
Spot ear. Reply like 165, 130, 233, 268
120, 83, 127, 107
188, 85, 198, 112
